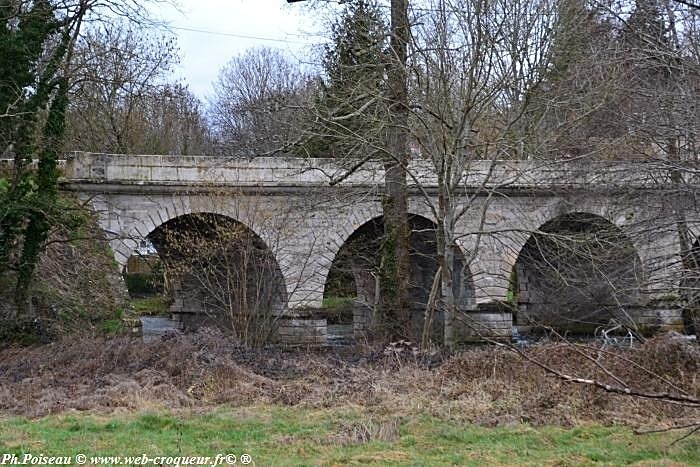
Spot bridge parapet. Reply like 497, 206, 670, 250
57, 152, 700, 191
2, 152, 694, 340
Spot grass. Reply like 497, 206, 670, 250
131, 296, 168, 316
321, 296, 354, 309
321, 296, 354, 324
0, 407, 697, 466
99, 309, 125, 335
99, 318, 124, 334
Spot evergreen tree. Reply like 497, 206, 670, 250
618, 0, 681, 149
623, 0, 669, 52
305, 0, 389, 158
522, 0, 623, 157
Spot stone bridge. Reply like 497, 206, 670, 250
59, 152, 700, 342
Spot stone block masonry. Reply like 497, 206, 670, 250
47, 153, 700, 343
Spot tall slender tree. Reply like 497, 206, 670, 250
301, 0, 413, 338
380, 0, 411, 336
312, 0, 389, 158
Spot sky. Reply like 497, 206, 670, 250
149, 0, 328, 101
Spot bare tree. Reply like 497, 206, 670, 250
65, 22, 211, 154
400, 0, 558, 347
149, 212, 287, 347
208, 47, 314, 157
303, 0, 564, 345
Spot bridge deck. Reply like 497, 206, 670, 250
45, 152, 700, 191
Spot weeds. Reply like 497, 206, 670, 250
0, 330, 696, 432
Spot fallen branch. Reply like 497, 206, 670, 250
454, 315, 700, 408
497, 340, 700, 407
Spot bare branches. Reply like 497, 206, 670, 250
671, 0, 700, 11
64, 22, 210, 155
150, 210, 288, 347
501, 339, 699, 406
642, 423, 700, 446
452, 311, 700, 409
209, 47, 312, 157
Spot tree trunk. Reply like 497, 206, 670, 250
437, 178, 457, 349
381, 155, 410, 336
442, 230, 456, 350
670, 137, 699, 333
379, 0, 410, 338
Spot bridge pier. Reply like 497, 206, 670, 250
61, 153, 699, 342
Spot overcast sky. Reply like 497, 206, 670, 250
151, 0, 327, 100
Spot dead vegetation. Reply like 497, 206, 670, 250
0, 195, 128, 342
0, 330, 697, 430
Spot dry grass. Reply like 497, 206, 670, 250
0, 329, 697, 429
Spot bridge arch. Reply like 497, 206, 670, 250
110, 196, 284, 271
473, 200, 650, 305
510, 211, 645, 334
322, 212, 475, 340
678, 229, 700, 334
125, 208, 288, 334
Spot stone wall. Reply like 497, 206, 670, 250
47, 153, 700, 342
275, 319, 328, 345
454, 311, 513, 342
62, 152, 700, 190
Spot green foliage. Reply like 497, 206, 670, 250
323, 262, 356, 299
322, 296, 353, 325
623, 0, 669, 51
0, 319, 43, 345
0, 194, 127, 340
322, 0, 387, 100
380, 227, 399, 306
0, 0, 75, 314
304, 0, 388, 157
132, 296, 168, 316
523, 0, 620, 157
100, 309, 125, 334
322, 296, 354, 308
506, 269, 518, 304
123, 272, 164, 296
547, 0, 604, 81
379, 216, 409, 333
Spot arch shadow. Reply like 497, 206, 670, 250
322, 214, 475, 341
510, 212, 645, 334
144, 212, 288, 340
679, 237, 700, 334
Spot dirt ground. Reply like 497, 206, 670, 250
0, 330, 697, 429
